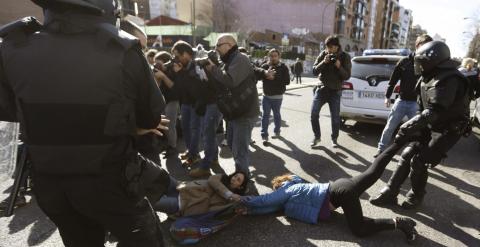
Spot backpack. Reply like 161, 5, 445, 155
169, 204, 239, 245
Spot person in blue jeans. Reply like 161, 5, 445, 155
189, 104, 223, 177
376, 99, 418, 156
260, 48, 290, 145
240, 143, 418, 242
374, 34, 433, 158
311, 35, 351, 148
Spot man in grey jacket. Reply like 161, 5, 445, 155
205, 34, 259, 178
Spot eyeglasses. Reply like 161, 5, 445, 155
216, 43, 229, 48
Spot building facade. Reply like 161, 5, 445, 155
398, 7, 412, 48
334, 0, 372, 53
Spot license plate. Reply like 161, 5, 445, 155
359, 91, 384, 99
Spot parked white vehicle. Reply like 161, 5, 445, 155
340, 55, 404, 125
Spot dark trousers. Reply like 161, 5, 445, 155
389, 129, 462, 197
311, 86, 342, 140
295, 74, 302, 84
329, 143, 402, 237
34, 171, 164, 247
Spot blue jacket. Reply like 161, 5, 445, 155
243, 176, 330, 224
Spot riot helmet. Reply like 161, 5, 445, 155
414, 41, 452, 75
32, 0, 121, 25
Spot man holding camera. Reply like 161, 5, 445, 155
311, 35, 351, 148
205, 34, 259, 178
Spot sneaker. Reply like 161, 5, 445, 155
272, 132, 281, 139
182, 155, 201, 167
250, 139, 256, 145
331, 139, 339, 148
310, 137, 321, 147
369, 188, 398, 206
188, 167, 212, 178
262, 136, 269, 146
373, 149, 383, 158
401, 191, 424, 210
179, 151, 190, 160
395, 217, 417, 242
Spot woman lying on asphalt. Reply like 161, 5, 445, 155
240, 144, 418, 242
154, 171, 248, 217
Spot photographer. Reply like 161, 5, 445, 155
310, 35, 351, 148
169, 41, 203, 167
205, 34, 259, 178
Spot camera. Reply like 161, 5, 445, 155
195, 50, 220, 67
155, 56, 180, 73
328, 53, 337, 63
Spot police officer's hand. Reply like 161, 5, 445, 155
385, 98, 391, 108
173, 62, 183, 73
136, 115, 170, 136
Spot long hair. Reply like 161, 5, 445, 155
221, 171, 249, 195
271, 173, 294, 190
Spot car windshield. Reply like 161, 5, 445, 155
351, 58, 399, 81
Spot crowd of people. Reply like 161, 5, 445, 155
1, 1, 479, 246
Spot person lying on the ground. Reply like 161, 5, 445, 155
239, 147, 418, 243
154, 171, 248, 217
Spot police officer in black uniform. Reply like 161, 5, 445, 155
0, 1, 169, 246
369, 41, 471, 209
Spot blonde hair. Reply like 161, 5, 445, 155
461, 57, 476, 69
271, 173, 294, 190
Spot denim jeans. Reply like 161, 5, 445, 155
310, 86, 342, 140
153, 176, 179, 214
227, 117, 256, 177
180, 104, 201, 157
261, 96, 283, 138
199, 104, 223, 169
164, 101, 179, 148
377, 99, 418, 151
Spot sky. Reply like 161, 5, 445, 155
400, 0, 480, 57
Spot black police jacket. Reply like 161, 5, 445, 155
0, 16, 165, 175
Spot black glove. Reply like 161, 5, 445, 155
394, 110, 437, 144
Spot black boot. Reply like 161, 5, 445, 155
370, 187, 398, 206
395, 217, 417, 242
403, 155, 428, 209
401, 190, 424, 210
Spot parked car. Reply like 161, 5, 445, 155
340, 55, 404, 125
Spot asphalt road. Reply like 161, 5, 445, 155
1, 77, 479, 247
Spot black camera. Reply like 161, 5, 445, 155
155, 56, 180, 73
195, 50, 220, 67
328, 53, 337, 63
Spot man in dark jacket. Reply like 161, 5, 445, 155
205, 34, 259, 178
374, 34, 433, 158
0, 1, 169, 246
310, 35, 351, 148
370, 41, 471, 209
293, 58, 304, 84
260, 48, 290, 145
